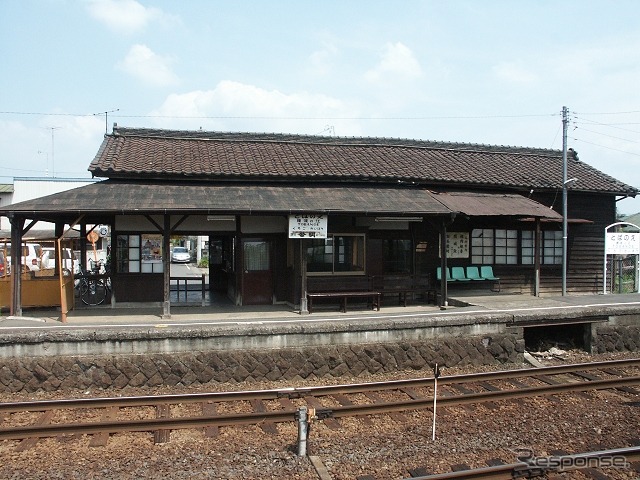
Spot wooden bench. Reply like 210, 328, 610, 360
371, 274, 436, 306
307, 276, 381, 314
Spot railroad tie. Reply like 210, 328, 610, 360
599, 368, 640, 395
249, 399, 278, 435
363, 392, 407, 423
89, 406, 119, 447
308, 455, 333, 480
305, 396, 340, 429
331, 394, 374, 426
15, 410, 54, 452
153, 404, 171, 444
407, 466, 432, 477
201, 401, 218, 438
477, 382, 500, 410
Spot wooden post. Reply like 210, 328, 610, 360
439, 219, 448, 308
300, 239, 308, 314
57, 238, 68, 323
162, 214, 171, 318
9, 217, 24, 317
534, 218, 541, 297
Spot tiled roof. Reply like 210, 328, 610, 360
88, 126, 638, 196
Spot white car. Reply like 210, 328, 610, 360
0, 242, 43, 272
41, 247, 77, 273
171, 247, 191, 263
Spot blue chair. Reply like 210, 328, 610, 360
436, 267, 455, 282
451, 266, 471, 281
466, 266, 484, 281
480, 265, 501, 292
480, 265, 499, 280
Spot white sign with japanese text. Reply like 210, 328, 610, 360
439, 232, 470, 258
288, 214, 328, 239
605, 232, 640, 255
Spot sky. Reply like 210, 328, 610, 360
2, 0, 640, 214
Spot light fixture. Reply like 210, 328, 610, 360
374, 216, 423, 222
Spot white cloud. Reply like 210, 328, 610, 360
117, 44, 179, 87
148, 80, 364, 135
85, 0, 167, 34
364, 42, 423, 84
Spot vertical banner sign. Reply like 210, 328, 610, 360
288, 214, 328, 239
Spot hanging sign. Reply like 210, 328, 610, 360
605, 232, 640, 255
86, 230, 99, 244
288, 214, 328, 239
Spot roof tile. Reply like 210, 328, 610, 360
87, 127, 638, 196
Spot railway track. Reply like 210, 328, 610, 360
396, 446, 640, 480
0, 358, 638, 448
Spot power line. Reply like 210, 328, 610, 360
573, 126, 640, 144
573, 116, 640, 135
571, 136, 640, 157
574, 109, 640, 115
0, 110, 559, 121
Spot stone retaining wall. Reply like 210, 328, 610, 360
594, 324, 640, 353
0, 334, 524, 393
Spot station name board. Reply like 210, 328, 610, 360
605, 232, 640, 255
288, 214, 328, 239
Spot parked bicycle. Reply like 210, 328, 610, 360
76, 259, 111, 306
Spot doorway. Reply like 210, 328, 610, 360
242, 238, 273, 305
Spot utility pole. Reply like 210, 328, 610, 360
94, 109, 119, 134
46, 126, 61, 178
561, 106, 568, 296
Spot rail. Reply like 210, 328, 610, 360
0, 358, 637, 444
405, 446, 640, 480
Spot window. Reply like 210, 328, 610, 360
472, 228, 562, 265
116, 234, 163, 273
306, 234, 365, 274
382, 239, 412, 273
472, 229, 497, 264
494, 229, 518, 265
522, 230, 562, 265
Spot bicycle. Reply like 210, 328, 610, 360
76, 259, 111, 306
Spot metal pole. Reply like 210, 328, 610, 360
432, 363, 440, 441
562, 106, 568, 296
296, 406, 308, 456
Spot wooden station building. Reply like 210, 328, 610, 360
0, 126, 637, 317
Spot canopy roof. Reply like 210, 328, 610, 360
0, 180, 561, 222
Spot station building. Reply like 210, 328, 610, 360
0, 126, 637, 317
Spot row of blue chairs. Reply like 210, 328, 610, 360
436, 266, 500, 290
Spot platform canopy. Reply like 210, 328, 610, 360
0, 180, 562, 223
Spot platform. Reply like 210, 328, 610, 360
1, 291, 639, 331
